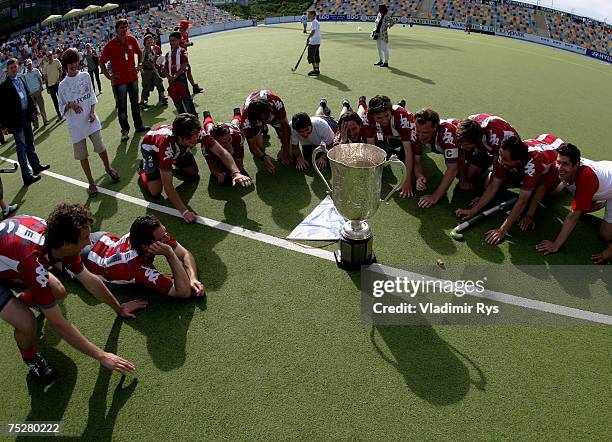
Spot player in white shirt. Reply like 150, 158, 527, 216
290, 104, 337, 170
306, 10, 321, 76
536, 144, 612, 263
59, 49, 120, 197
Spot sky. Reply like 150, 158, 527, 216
520, 0, 612, 22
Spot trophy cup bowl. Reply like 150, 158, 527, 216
312, 143, 406, 269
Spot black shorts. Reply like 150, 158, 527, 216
144, 150, 197, 181
382, 137, 406, 162
320, 115, 339, 133
0, 282, 14, 312
307, 44, 320, 64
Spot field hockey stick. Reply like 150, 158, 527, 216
291, 43, 308, 72
0, 163, 18, 174
450, 196, 518, 240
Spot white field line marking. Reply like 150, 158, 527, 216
372, 265, 612, 325
1, 157, 610, 325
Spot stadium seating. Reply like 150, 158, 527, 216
316, 0, 610, 54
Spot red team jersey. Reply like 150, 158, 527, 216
203, 124, 244, 161
567, 159, 612, 212
468, 113, 519, 156
364, 105, 416, 143
241, 90, 287, 139
164, 48, 189, 77
0, 216, 83, 307
141, 125, 193, 173
84, 232, 176, 295
495, 134, 564, 191
413, 118, 460, 163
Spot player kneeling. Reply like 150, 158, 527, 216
456, 134, 563, 244
290, 108, 336, 170
240, 90, 291, 174
537, 144, 612, 263
456, 113, 520, 189
0, 204, 145, 381
364, 95, 420, 198
413, 109, 465, 208
82, 215, 205, 298
202, 110, 252, 186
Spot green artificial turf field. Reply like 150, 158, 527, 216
0, 23, 610, 439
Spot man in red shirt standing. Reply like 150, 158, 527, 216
100, 19, 150, 142
177, 20, 203, 95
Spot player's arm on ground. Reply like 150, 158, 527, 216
147, 241, 191, 298
419, 162, 458, 208
485, 188, 532, 244
519, 183, 550, 230
174, 243, 205, 296
160, 169, 192, 217
207, 141, 251, 186
536, 208, 582, 254
456, 176, 504, 220
247, 133, 275, 173
592, 242, 612, 264
278, 118, 292, 164
41, 305, 135, 373
75, 267, 147, 318
399, 140, 415, 198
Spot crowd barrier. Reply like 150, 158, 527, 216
159, 19, 256, 43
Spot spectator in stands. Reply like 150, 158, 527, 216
21, 59, 48, 129
42, 51, 63, 121
165, 31, 196, 116
306, 10, 321, 76
0, 58, 50, 186
372, 4, 394, 68
140, 34, 168, 108
59, 49, 120, 197
100, 18, 149, 142
84, 44, 102, 95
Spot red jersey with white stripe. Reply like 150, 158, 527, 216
202, 124, 244, 159
164, 48, 189, 77
241, 90, 287, 139
364, 105, 416, 143
567, 159, 612, 212
141, 125, 192, 172
84, 232, 175, 295
180, 30, 190, 48
495, 134, 564, 190
0, 216, 83, 307
468, 113, 519, 156
414, 118, 460, 163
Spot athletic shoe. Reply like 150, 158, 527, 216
135, 126, 151, 133
359, 96, 367, 104
25, 352, 56, 382
106, 167, 120, 183
342, 99, 351, 109
397, 99, 406, 109
374, 61, 383, 66
381, 63, 389, 68
32, 164, 50, 175
121, 131, 129, 141
233, 107, 241, 117
202, 110, 211, 120
2, 203, 18, 217
24, 175, 41, 186
307, 70, 318, 76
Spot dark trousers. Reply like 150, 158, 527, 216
172, 76, 196, 116
13, 112, 43, 183
113, 79, 143, 132
88, 69, 102, 93
47, 83, 61, 118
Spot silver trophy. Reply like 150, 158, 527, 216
312, 143, 406, 269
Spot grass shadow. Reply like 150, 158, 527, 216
80, 317, 138, 440
314, 74, 351, 92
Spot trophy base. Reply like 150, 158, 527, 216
335, 231, 376, 271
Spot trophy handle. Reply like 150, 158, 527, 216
312, 143, 332, 193
381, 154, 407, 203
